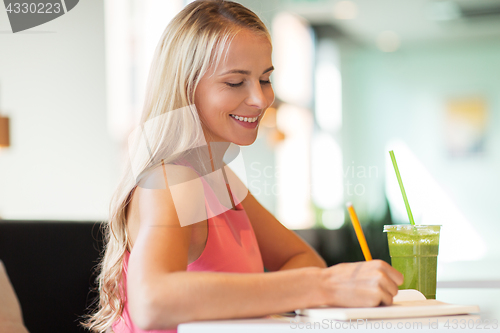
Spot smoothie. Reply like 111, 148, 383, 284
384, 225, 441, 299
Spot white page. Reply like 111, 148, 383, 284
296, 289, 480, 320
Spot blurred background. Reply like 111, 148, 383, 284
1, 0, 499, 282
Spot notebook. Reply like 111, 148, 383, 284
296, 289, 480, 320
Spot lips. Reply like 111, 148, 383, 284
229, 113, 260, 128
229, 114, 260, 123
230, 114, 260, 118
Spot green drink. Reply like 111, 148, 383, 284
384, 225, 441, 299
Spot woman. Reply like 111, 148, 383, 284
83, 1, 403, 332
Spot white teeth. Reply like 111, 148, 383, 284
230, 114, 258, 123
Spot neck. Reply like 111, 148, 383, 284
206, 139, 232, 173
201, 127, 232, 172
203, 134, 237, 210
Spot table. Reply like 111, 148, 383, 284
178, 288, 500, 332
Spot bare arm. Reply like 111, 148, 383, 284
139, 265, 323, 329
223, 166, 325, 271
240, 190, 326, 271
127, 165, 403, 331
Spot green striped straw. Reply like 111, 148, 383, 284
389, 150, 415, 225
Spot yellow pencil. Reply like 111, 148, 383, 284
346, 202, 373, 261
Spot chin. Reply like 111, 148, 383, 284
232, 135, 258, 146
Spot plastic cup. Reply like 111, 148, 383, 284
383, 225, 441, 299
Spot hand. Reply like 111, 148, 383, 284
319, 259, 404, 307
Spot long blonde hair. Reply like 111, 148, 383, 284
81, 1, 271, 331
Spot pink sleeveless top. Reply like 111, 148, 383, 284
112, 172, 264, 332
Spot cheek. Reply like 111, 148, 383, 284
196, 88, 219, 116
212, 90, 245, 113
196, 84, 248, 121
199, 93, 235, 127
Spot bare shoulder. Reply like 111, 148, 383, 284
130, 163, 205, 229
137, 163, 202, 190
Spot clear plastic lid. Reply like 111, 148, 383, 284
383, 224, 441, 235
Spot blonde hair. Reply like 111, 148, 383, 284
81, 1, 271, 331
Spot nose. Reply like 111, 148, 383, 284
246, 81, 270, 110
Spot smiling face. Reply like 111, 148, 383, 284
194, 29, 275, 146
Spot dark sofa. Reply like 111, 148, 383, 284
0, 221, 104, 333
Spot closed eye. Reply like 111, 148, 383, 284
225, 80, 272, 88
225, 82, 244, 88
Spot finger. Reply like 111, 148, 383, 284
365, 286, 393, 307
376, 260, 404, 286
374, 279, 396, 306
379, 288, 394, 306
377, 271, 400, 297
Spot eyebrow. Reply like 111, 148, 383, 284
219, 66, 274, 76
